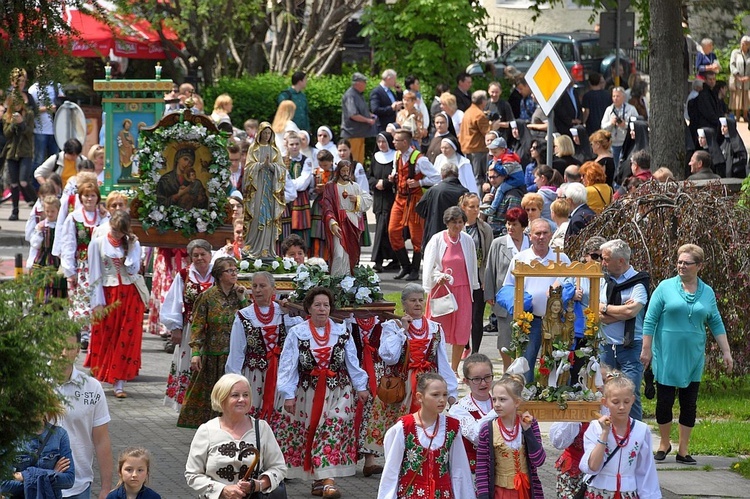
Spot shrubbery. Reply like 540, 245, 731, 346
204, 73, 373, 137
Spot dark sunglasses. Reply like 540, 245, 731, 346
589, 253, 602, 260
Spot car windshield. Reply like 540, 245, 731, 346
579, 40, 607, 61
505, 39, 544, 63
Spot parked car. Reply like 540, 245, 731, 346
468, 31, 634, 86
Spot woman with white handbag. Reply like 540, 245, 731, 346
422, 206, 480, 374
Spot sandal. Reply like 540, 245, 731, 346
114, 390, 128, 399
312, 478, 341, 498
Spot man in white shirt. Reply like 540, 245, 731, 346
502, 218, 571, 382
28, 79, 65, 168
600, 87, 639, 172
599, 239, 649, 420
58, 334, 113, 499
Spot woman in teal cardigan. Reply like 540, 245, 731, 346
640, 244, 733, 466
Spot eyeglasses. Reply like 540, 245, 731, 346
558, 194, 567, 199
677, 260, 698, 266
589, 253, 602, 260
487, 174, 499, 179
467, 374, 494, 385
223, 268, 239, 274
530, 145, 537, 150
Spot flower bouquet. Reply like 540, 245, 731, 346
289, 263, 384, 309
236, 255, 298, 276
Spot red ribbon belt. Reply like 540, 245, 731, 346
407, 338, 432, 414
260, 325, 281, 421
303, 347, 336, 472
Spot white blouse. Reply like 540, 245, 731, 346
276, 320, 369, 400
378, 318, 458, 399
579, 419, 661, 498
448, 394, 496, 445
57, 208, 105, 277
87, 236, 141, 307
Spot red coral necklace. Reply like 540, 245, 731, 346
309, 319, 331, 345
254, 301, 275, 324
498, 415, 520, 442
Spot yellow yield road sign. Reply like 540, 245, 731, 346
525, 42, 573, 117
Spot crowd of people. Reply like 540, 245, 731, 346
1, 42, 742, 498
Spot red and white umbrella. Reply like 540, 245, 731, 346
63, 1, 182, 59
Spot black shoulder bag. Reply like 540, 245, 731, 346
250, 417, 288, 499
573, 419, 636, 499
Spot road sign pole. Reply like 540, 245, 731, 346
547, 110, 554, 167
615, 0, 621, 87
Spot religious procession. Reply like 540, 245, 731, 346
3, 2, 750, 499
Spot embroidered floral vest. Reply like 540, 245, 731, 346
464, 409, 483, 474
74, 221, 93, 261
238, 311, 288, 372
289, 155, 311, 229
397, 414, 459, 499
297, 332, 351, 390
383, 329, 441, 380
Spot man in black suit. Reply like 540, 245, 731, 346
453, 71, 473, 112
370, 69, 403, 132
563, 181, 596, 244
552, 83, 582, 136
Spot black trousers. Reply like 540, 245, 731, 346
655, 381, 700, 427
470, 288, 486, 353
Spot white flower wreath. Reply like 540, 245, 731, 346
134, 114, 231, 237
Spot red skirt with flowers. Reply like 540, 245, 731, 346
86, 283, 144, 384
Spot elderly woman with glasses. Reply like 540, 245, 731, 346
177, 257, 249, 429
641, 244, 733, 466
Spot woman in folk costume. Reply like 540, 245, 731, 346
86, 210, 144, 398
276, 287, 370, 498
162, 239, 215, 412
58, 180, 107, 350
362, 283, 457, 456
377, 373, 475, 499
224, 272, 303, 424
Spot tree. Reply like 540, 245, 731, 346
527, 0, 687, 177
117, 0, 365, 83
0, 272, 81, 476
360, 0, 489, 85
0, 0, 78, 86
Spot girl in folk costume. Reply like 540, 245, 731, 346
278, 129, 313, 250
58, 181, 107, 349
580, 372, 661, 499
276, 287, 370, 498
54, 170, 100, 246
178, 257, 248, 429
162, 239, 215, 412
27, 195, 67, 299
550, 421, 591, 498
309, 149, 336, 259
377, 373, 475, 499
448, 354, 498, 474
476, 374, 546, 499
224, 272, 303, 423
363, 283, 457, 456
86, 211, 144, 397
24, 176, 61, 243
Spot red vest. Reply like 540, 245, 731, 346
395, 149, 425, 198
396, 414, 460, 498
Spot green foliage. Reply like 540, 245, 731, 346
570, 181, 750, 378
204, 74, 370, 137
732, 457, 750, 478
0, 271, 82, 476
740, 173, 750, 208
360, 0, 489, 85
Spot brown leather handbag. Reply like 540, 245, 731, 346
377, 340, 409, 404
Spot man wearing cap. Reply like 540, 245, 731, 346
388, 129, 440, 281
459, 90, 491, 192
370, 69, 403, 133
341, 72, 377, 165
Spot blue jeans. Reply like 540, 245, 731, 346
64, 485, 91, 499
34, 133, 59, 168
523, 317, 543, 384
612, 144, 623, 175
599, 340, 644, 421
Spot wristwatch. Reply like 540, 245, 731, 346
602, 304, 609, 315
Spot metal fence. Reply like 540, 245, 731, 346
625, 46, 649, 74
478, 19, 533, 60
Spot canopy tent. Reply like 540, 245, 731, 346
63, 1, 183, 59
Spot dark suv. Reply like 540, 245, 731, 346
473, 31, 633, 84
